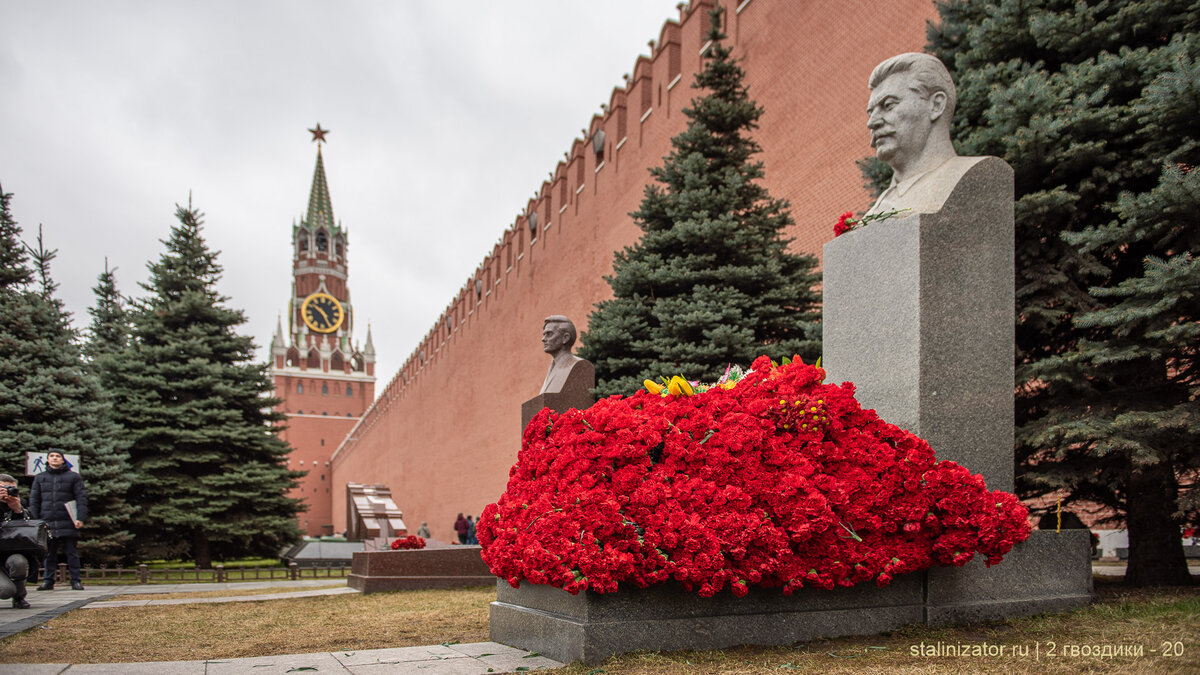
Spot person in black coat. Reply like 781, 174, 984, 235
0, 474, 35, 608
29, 450, 88, 590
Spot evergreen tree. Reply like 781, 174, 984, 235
579, 7, 821, 397
0, 185, 32, 291
79, 261, 136, 562
0, 185, 38, 479
922, 0, 1199, 585
112, 203, 303, 567
0, 191, 133, 562
84, 260, 130, 361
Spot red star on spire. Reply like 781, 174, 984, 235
308, 123, 330, 144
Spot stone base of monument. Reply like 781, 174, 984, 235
521, 391, 595, 430
489, 530, 1093, 665
348, 546, 495, 593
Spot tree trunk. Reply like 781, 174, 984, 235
192, 531, 213, 569
1124, 464, 1192, 587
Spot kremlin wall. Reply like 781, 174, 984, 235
329, 0, 940, 540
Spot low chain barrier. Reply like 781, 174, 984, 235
57, 562, 350, 584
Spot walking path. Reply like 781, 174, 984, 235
0, 642, 564, 674
0, 579, 353, 639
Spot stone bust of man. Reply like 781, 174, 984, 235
539, 315, 591, 395
865, 52, 988, 216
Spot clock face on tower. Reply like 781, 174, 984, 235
300, 292, 345, 333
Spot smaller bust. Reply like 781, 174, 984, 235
866, 52, 985, 216
540, 315, 586, 395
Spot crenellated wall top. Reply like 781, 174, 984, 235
334, 1, 730, 463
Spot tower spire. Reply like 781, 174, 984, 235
304, 124, 336, 232
271, 314, 284, 348
364, 323, 376, 358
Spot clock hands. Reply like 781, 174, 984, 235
302, 294, 342, 333
315, 303, 333, 324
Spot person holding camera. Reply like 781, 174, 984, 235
30, 450, 87, 591
0, 474, 34, 608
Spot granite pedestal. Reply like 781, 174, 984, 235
490, 530, 1092, 664
348, 546, 495, 593
817, 157, 1090, 638
823, 156, 1015, 492
521, 388, 595, 431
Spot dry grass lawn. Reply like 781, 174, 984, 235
0, 579, 1197, 673
0, 586, 492, 664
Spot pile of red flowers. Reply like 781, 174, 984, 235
390, 535, 426, 550
479, 356, 1029, 597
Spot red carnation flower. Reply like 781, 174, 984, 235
834, 211, 856, 236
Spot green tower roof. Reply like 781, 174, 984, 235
302, 146, 341, 235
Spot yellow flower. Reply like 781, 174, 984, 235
644, 379, 664, 395
667, 375, 694, 396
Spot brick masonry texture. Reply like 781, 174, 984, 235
329, 0, 940, 539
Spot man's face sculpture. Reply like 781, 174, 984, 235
542, 323, 568, 354
867, 73, 937, 170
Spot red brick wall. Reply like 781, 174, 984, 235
331, 0, 940, 541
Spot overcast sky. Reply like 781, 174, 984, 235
1, 0, 684, 384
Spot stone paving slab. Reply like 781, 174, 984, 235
0, 588, 116, 638
86, 586, 358, 608
110, 579, 348, 595
205, 651, 349, 674
332, 644, 466, 666
59, 661, 208, 674
345, 658, 491, 674
1, 581, 349, 637
0, 643, 562, 674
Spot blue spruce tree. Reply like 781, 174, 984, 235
925, 0, 1199, 585
580, 8, 821, 397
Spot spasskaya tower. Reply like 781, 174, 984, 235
270, 124, 376, 536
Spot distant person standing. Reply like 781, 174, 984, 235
454, 513, 468, 545
466, 516, 478, 545
416, 522, 431, 539
30, 450, 87, 590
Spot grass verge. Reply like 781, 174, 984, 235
0, 586, 492, 663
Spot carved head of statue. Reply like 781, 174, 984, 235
542, 315, 577, 356
867, 53, 958, 175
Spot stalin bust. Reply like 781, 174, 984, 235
865, 52, 1001, 216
